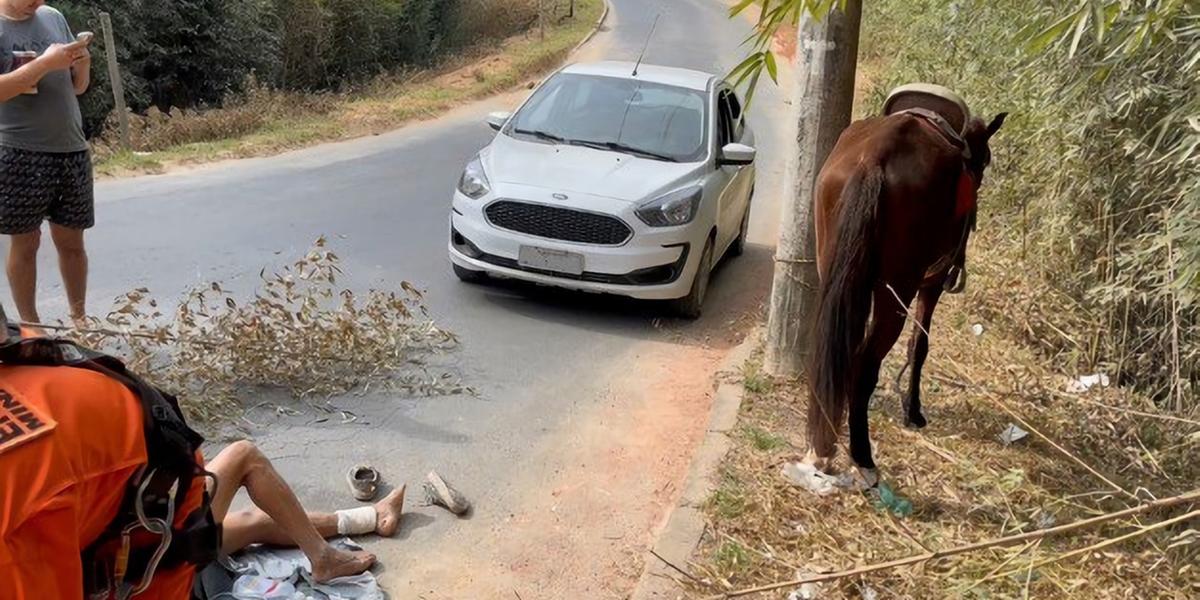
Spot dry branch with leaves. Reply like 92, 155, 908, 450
49, 238, 463, 422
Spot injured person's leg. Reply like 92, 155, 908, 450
220, 487, 407, 551
206, 441, 402, 582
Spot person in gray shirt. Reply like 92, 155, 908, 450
0, 0, 91, 326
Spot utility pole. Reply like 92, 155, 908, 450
764, 0, 863, 377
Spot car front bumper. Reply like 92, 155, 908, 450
447, 188, 707, 300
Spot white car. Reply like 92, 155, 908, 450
448, 61, 756, 317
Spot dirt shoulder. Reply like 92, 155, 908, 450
93, 0, 605, 179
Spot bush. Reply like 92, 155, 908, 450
59, 0, 282, 137
56, 0, 545, 134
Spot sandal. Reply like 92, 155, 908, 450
424, 470, 470, 516
347, 465, 381, 501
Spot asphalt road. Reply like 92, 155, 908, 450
3, 0, 793, 595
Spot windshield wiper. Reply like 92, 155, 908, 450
513, 128, 566, 144
568, 139, 678, 162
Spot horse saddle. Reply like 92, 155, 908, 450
883, 83, 972, 161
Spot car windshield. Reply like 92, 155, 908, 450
507, 72, 708, 163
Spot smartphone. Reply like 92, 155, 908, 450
75, 31, 94, 45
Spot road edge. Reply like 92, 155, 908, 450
571, 0, 611, 56
630, 326, 762, 600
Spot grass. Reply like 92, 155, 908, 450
742, 425, 787, 452
742, 358, 775, 395
708, 474, 749, 520
93, 0, 604, 177
715, 541, 753, 573
687, 281, 1200, 598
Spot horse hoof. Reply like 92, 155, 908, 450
905, 413, 928, 429
855, 467, 880, 489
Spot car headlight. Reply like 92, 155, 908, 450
635, 185, 703, 227
458, 155, 491, 199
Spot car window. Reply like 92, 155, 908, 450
727, 91, 744, 139
521, 83, 566, 130
507, 72, 709, 163
717, 90, 734, 149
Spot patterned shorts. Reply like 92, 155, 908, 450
0, 146, 94, 235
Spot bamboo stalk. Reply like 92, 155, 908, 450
703, 489, 1200, 599
986, 508, 1200, 583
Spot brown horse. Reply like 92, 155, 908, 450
806, 109, 1006, 485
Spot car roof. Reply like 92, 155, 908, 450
559, 61, 716, 91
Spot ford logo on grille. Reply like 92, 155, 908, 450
552, 193, 568, 200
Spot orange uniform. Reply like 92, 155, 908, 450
0, 363, 204, 599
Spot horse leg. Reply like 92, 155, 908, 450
902, 285, 944, 429
848, 286, 911, 485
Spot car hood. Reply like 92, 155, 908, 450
483, 133, 706, 202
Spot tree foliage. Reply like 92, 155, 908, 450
55, 0, 538, 136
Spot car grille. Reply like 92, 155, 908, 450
485, 200, 632, 245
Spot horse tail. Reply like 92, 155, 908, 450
808, 165, 883, 456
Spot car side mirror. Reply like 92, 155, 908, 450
718, 143, 756, 166
486, 111, 512, 132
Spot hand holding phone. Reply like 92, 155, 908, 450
75, 32, 94, 45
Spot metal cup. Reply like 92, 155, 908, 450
11, 51, 38, 94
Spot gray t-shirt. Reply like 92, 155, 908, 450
0, 6, 86, 153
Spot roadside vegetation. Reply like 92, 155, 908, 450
685, 1, 1200, 597
55, 0, 602, 175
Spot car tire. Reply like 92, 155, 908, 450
730, 189, 753, 258
453, 263, 487, 284
671, 238, 714, 319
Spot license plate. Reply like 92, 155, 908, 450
518, 246, 584, 275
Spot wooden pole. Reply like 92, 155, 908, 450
764, 1, 863, 377
540, 0, 547, 39
98, 12, 130, 151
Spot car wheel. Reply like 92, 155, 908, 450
730, 189, 753, 258
453, 263, 486, 284
671, 238, 714, 319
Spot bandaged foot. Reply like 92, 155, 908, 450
335, 506, 378, 536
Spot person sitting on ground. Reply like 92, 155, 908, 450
0, 301, 404, 599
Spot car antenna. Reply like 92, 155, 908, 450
632, 13, 660, 77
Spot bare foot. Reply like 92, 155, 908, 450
374, 484, 406, 537
310, 546, 375, 582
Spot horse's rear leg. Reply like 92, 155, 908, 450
902, 285, 944, 429
849, 288, 911, 483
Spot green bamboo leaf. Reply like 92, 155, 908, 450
728, 52, 763, 85
1091, 0, 1107, 44
1069, 8, 1091, 57
729, 0, 756, 18
742, 69, 763, 111
733, 61, 763, 89
764, 50, 779, 83
1028, 13, 1076, 53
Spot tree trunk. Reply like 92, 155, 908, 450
764, 1, 863, 377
